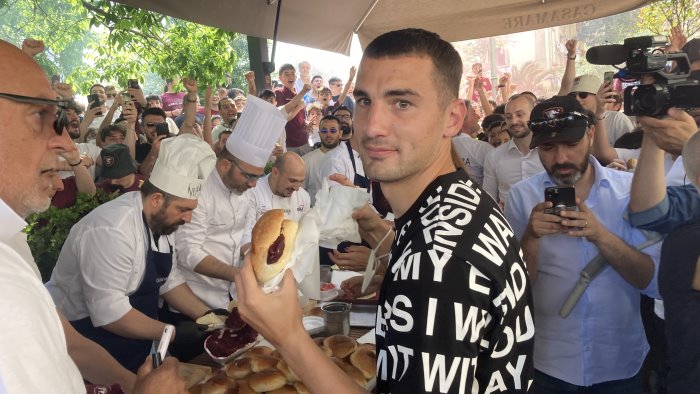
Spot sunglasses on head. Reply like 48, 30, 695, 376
569, 92, 594, 99
527, 111, 590, 134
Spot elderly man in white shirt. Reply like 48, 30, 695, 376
245, 151, 310, 223
482, 94, 542, 206
175, 96, 287, 313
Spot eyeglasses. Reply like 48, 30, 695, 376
0, 92, 69, 135
320, 128, 338, 134
335, 114, 351, 120
226, 158, 263, 182
145, 122, 167, 128
568, 92, 594, 99
527, 111, 590, 134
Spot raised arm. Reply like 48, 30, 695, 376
590, 81, 619, 165
474, 77, 493, 116
335, 66, 356, 108
630, 108, 697, 214
497, 74, 511, 104
122, 99, 137, 160
244, 71, 257, 96
180, 77, 198, 136
202, 86, 214, 146
557, 39, 578, 96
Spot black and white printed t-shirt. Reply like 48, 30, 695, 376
375, 170, 534, 393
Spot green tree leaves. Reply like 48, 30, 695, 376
637, 0, 700, 37
0, 0, 249, 94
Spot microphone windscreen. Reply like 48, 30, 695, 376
586, 45, 627, 65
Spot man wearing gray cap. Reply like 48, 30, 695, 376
175, 95, 287, 312
504, 95, 661, 392
47, 135, 215, 372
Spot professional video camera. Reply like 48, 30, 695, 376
586, 36, 700, 117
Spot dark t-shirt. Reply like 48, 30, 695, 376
51, 177, 78, 209
97, 174, 145, 195
659, 220, 700, 393
376, 170, 534, 393
275, 87, 307, 148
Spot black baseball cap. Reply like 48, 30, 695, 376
529, 95, 591, 149
100, 144, 136, 179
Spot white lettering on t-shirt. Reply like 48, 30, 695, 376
505, 354, 527, 390
422, 353, 477, 393
455, 303, 491, 342
485, 370, 508, 393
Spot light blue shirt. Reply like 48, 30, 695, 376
504, 157, 661, 387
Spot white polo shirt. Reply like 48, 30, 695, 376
451, 134, 494, 186
482, 138, 543, 205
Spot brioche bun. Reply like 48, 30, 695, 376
323, 335, 357, 359
350, 346, 377, 379
247, 369, 287, 392
251, 209, 298, 283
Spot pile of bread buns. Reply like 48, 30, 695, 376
189, 335, 376, 393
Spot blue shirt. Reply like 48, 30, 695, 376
504, 157, 661, 387
627, 184, 700, 234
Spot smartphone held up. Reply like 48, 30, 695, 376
544, 186, 577, 215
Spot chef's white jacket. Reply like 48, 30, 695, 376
242, 174, 310, 242
46, 192, 186, 327
175, 168, 255, 309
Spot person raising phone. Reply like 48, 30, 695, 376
504, 95, 661, 393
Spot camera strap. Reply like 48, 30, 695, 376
559, 233, 663, 318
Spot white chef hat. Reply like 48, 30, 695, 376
149, 134, 216, 199
225, 95, 287, 167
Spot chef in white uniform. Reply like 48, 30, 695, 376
245, 151, 310, 223
174, 95, 288, 311
46, 135, 215, 372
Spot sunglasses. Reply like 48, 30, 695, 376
0, 92, 69, 135
320, 128, 338, 134
569, 92, 594, 99
226, 158, 263, 182
527, 111, 590, 134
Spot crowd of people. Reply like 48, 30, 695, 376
1, 22, 700, 394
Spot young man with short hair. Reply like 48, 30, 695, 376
234, 28, 534, 393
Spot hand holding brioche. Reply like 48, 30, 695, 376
250, 209, 299, 284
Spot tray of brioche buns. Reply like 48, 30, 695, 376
188, 335, 376, 393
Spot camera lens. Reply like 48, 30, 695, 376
632, 84, 668, 117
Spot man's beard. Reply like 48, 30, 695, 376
68, 127, 80, 140
547, 155, 589, 186
149, 204, 185, 236
321, 138, 340, 149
